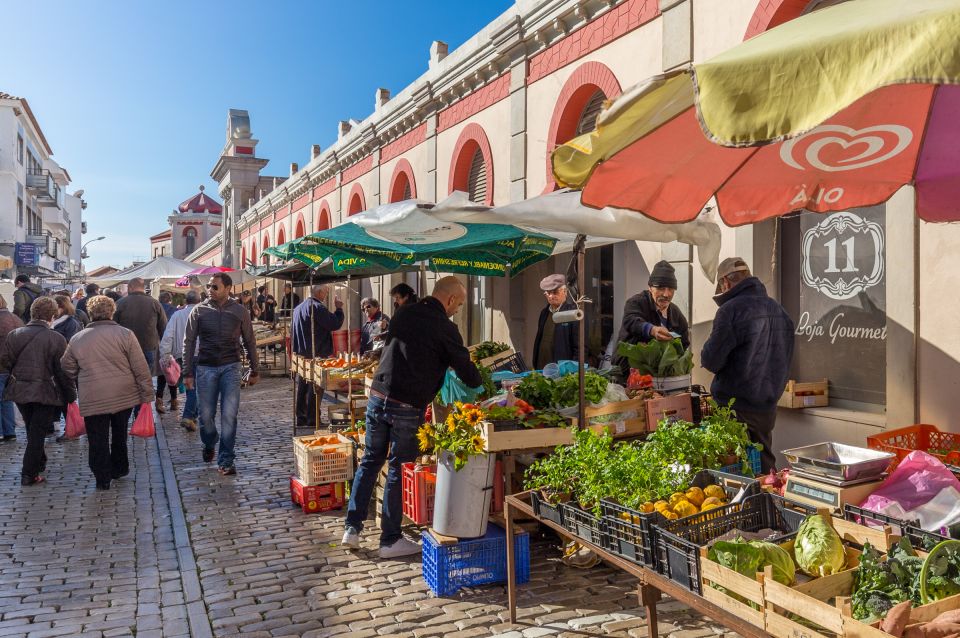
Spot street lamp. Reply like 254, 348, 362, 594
81, 236, 106, 259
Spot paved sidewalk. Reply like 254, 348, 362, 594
0, 378, 737, 637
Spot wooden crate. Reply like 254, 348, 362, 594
479, 420, 572, 452
645, 393, 694, 431
467, 344, 516, 368
568, 398, 646, 438
779, 379, 829, 409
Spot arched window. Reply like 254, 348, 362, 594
576, 89, 607, 136
276, 227, 286, 246
262, 235, 270, 265
317, 205, 331, 231
348, 187, 365, 216
250, 240, 257, 267
466, 146, 487, 205
183, 227, 197, 255
241, 246, 246, 269
389, 160, 417, 203
448, 123, 494, 205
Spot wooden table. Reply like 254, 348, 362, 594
503, 492, 773, 638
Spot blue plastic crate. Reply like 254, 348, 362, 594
421, 523, 530, 597
720, 446, 761, 477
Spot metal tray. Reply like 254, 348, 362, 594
781, 442, 894, 482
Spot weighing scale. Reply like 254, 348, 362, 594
783, 471, 885, 513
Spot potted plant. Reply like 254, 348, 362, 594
699, 399, 760, 471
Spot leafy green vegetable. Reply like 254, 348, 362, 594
794, 514, 847, 577
485, 405, 522, 421
476, 364, 498, 400
554, 371, 609, 407
709, 540, 763, 578
471, 341, 510, 361
749, 540, 795, 586
852, 539, 918, 622
523, 409, 567, 429
514, 373, 556, 410
616, 338, 694, 377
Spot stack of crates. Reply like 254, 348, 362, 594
401, 461, 504, 526
290, 433, 353, 514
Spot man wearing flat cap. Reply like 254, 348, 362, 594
614, 260, 690, 379
701, 257, 794, 473
532, 273, 581, 370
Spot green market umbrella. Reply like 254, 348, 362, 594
265, 201, 557, 277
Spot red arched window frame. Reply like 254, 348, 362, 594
294, 213, 306, 239
447, 122, 494, 205
261, 233, 271, 265
276, 226, 286, 246
250, 240, 257, 266
388, 159, 417, 203
317, 203, 331, 231
347, 184, 366, 216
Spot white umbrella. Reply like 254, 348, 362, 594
89, 255, 208, 287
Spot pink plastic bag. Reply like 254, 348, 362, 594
162, 356, 181, 386
65, 402, 86, 438
859, 451, 960, 532
129, 403, 156, 438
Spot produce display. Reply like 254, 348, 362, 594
617, 338, 694, 377
794, 513, 847, 577
524, 401, 758, 515
470, 341, 511, 362
708, 537, 797, 586
514, 371, 609, 410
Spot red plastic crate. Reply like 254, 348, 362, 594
866, 424, 960, 469
401, 461, 504, 526
290, 476, 345, 514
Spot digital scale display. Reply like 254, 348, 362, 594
786, 480, 839, 507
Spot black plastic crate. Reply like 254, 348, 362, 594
530, 490, 564, 527
601, 502, 666, 570
843, 503, 920, 539
559, 503, 606, 547
655, 493, 815, 594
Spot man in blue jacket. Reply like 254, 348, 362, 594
701, 258, 794, 473
291, 285, 344, 429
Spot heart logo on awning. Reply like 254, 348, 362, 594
780, 124, 913, 172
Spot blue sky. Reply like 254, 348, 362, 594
2, 0, 513, 270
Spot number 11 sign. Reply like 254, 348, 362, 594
801, 211, 885, 301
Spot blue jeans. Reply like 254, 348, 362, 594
0, 374, 15, 437
345, 395, 424, 546
197, 363, 241, 468
176, 358, 198, 420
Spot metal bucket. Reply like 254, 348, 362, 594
432, 450, 496, 538
653, 374, 692, 394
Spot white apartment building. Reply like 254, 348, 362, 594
0, 92, 85, 284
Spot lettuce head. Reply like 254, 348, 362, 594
795, 515, 846, 577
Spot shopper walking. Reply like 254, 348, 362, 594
154, 291, 179, 412
182, 273, 259, 475
56, 290, 90, 327
113, 278, 167, 414
0, 295, 24, 443
343, 276, 481, 557
0, 296, 76, 485
290, 285, 344, 429
240, 290, 260, 320
75, 283, 99, 317
159, 290, 200, 431
12, 274, 43, 324
61, 295, 154, 490
52, 295, 82, 342
701, 257, 795, 473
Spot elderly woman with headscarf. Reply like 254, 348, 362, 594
0, 296, 76, 485
61, 295, 154, 490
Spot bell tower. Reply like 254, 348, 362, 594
210, 109, 269, 267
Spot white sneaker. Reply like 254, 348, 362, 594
341, 528, 361, 549
379, 536, 421, 559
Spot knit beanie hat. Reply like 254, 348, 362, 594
648, 260, 678, 289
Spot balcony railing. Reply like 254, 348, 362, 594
25, 170, 61, 206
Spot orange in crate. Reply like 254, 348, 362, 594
401, 461, 504, 526
290, 476, 345, 514
866, 424, 960, 469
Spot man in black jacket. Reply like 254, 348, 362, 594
290, 285, 344, 429
532, 274, 581, 369
343, 276, 481, 558
182, 272, 259, 476
613, 261, 690, 379
701, 258, 794, 473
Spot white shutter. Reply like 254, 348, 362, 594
467, 147, 487, 204
402, 179, 412, 201
576, 90, 607, 137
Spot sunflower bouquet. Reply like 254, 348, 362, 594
417, 402, 487, 471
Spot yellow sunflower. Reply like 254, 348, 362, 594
416, 427, 433, 452
470, 434, 485, 453
446, 414, 457, 433
463, 409, 483, 427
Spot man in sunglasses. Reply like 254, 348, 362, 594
182, 272, 259, 476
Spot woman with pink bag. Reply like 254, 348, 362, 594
60, 295, 154, 490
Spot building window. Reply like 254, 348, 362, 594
183, 227, 197, 255
575, 90, 607, 137
780, 206, 887, 405
17, 135, 23, 165
17, 198, 23, 227
466, 147, 487, 205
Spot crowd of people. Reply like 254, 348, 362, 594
0, 272, 260, 488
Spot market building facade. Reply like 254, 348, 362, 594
0, 92, 87, 284
186, 0, 959, 456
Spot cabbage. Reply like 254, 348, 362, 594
795, 515, 847, 577
749, 540, 796, 585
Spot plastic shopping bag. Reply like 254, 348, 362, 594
859, 451, 960, 533
162, 356, 181, 386
129, 403, 156, 438
65, 402, 86, 438
438, 368, 484, 406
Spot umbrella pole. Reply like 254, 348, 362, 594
575, 234, 587, 429
347, 274, 353, 428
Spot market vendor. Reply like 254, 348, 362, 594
613, 260, 690, 379
359, 297, 389, 355
343, 276, 481, 558
532, 273, 581, 370
701, 257, 794, 473
290, 285, 344, 429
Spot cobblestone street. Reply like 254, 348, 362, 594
0, 377, 736, 637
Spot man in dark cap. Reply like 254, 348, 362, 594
532, 273, 582, 369
614, 260, 690, 379
701, 257, 794, 473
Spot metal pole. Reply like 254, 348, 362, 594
576, 234, 587, 429
346, 274, 354, 427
